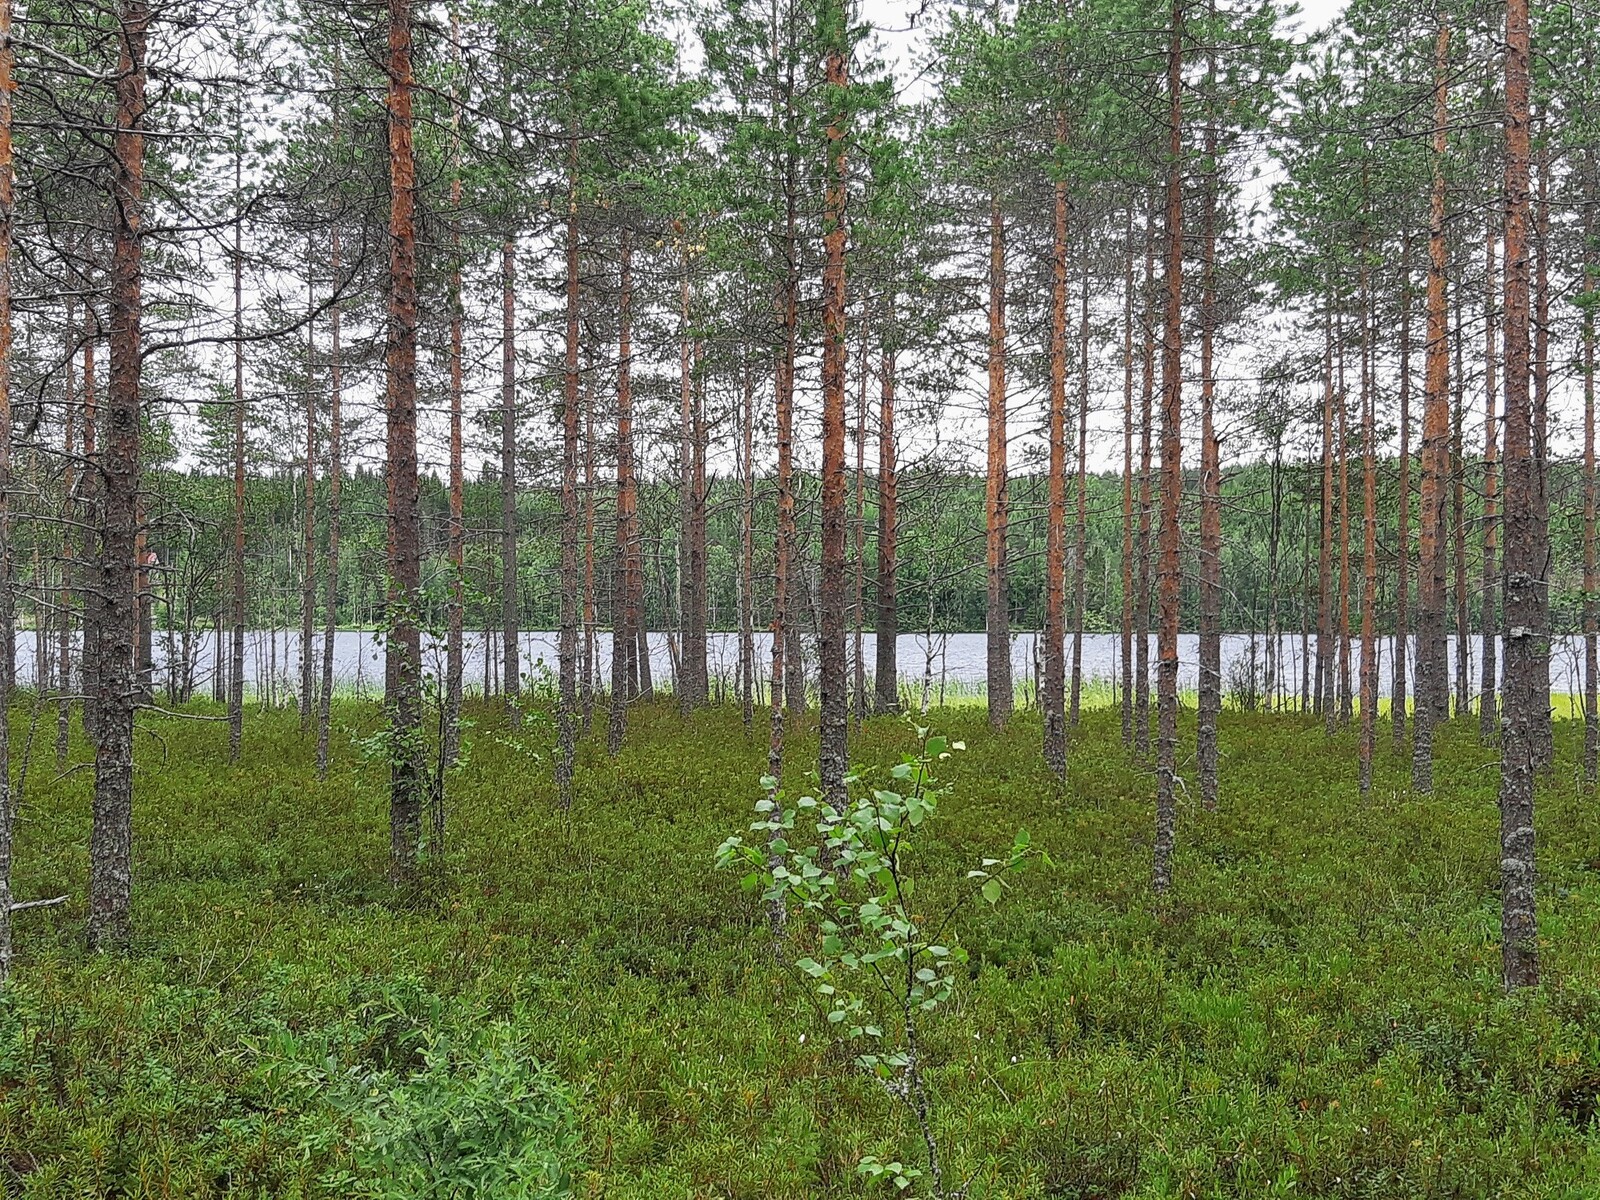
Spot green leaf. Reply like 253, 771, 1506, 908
982, 878, 1002, 905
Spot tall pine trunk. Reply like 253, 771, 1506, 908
89, 0, 147, 948
677, 255, 706, 710
1317, 314, 1333, 727
444, 17, 465, 761
1358, 238, 1378, 794
852, 318, 868, 724
300, 252, 317, 729
1583, 168, 1597, 787
1134, 231, 1155, 759
984, 195, 1011, 727
608, 231, 638, 756
383, 0, 425, 882
1451, 331, 1469, 718
81, 297, 101, 742
1498, 0, 1538, 989
1153, 5, 1183, 898
1070, 248, 1090, 727
228, 123, 245, 762
818, 28, 849, 812
556, 146, 579, 811
1042, 135, 1068, 780
1393, 233, 1412, 745
582, 365, 596, 731
1529, 148, 1551, 770
1196, 111, 1221, 810
500, 240, 520, 727
56, 301, 75, 765
875, 320, 898, 714
1119, 207, 1135, 746
1413, 21, 1451, 795
739, 362, 756, 728
1336, 327, 1351, 728
768, 37, 799, 784
317, 225, 342, 778
0, 0, 15, 979
1479, 218, 1499, 742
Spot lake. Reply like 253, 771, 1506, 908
15, 628, 1593, 703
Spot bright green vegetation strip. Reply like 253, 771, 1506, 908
7, 703, 1600, 1197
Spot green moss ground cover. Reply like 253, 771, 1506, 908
4, 701, 1600, 1198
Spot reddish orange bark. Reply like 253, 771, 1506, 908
383, 0, 424, 880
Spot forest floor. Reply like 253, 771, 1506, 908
6, 701, 1600, 1198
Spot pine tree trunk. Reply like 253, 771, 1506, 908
1450, 308, 1469, 718
1042, 142, 1068, 780
556, 149, 580, 811
1119, 207, 1135, 746
1070, 251, 1090, 728
1317, 316, 1333, 728
739, 362, 756, 729
1394, 231, 1412, 745
1583, 170, 1597, 787
0, 0, 15, 979
770, 146, 799, 780
1134, 231, 1155, 760
1197, 114, 1221, 810
985, 195, 1011, 728
1530, 147, 1551, 770
89, 0, 146, 949
1358, 239, 1378, 794
317, 225, 342, 779
300, 249, 317, 729
1480, 218, 1500, 743
445, 18, 465, 763
874, 324, 898, 714
228, 130, 245, 762
1336, 330, 1352, 728
582, 370, 597, 733
677, 257, 705, 711
852, 317, 868, 725
1414, 22, 1450, 794
383, 0, 425, 882
501, 239, 520, 728
608, 231, 638, 756
57, 300, 75, 766
1153, 4, 1183, 898
1498, 0, 1538, 989
81, 300, 101, 743
818, 32, 849, 813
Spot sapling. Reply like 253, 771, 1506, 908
717, 722, 1039, 1198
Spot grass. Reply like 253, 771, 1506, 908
5, 699, 1600, 1197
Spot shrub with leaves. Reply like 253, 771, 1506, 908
338, 1022, 579, 1200
717, 723, 1040, 1197
245, 983, 581, 1200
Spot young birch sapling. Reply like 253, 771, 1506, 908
717, 723, 1041, 1197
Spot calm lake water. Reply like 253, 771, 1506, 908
16, 628, 1594, 702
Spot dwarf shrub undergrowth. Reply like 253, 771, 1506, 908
3, 700, 1600, 1197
